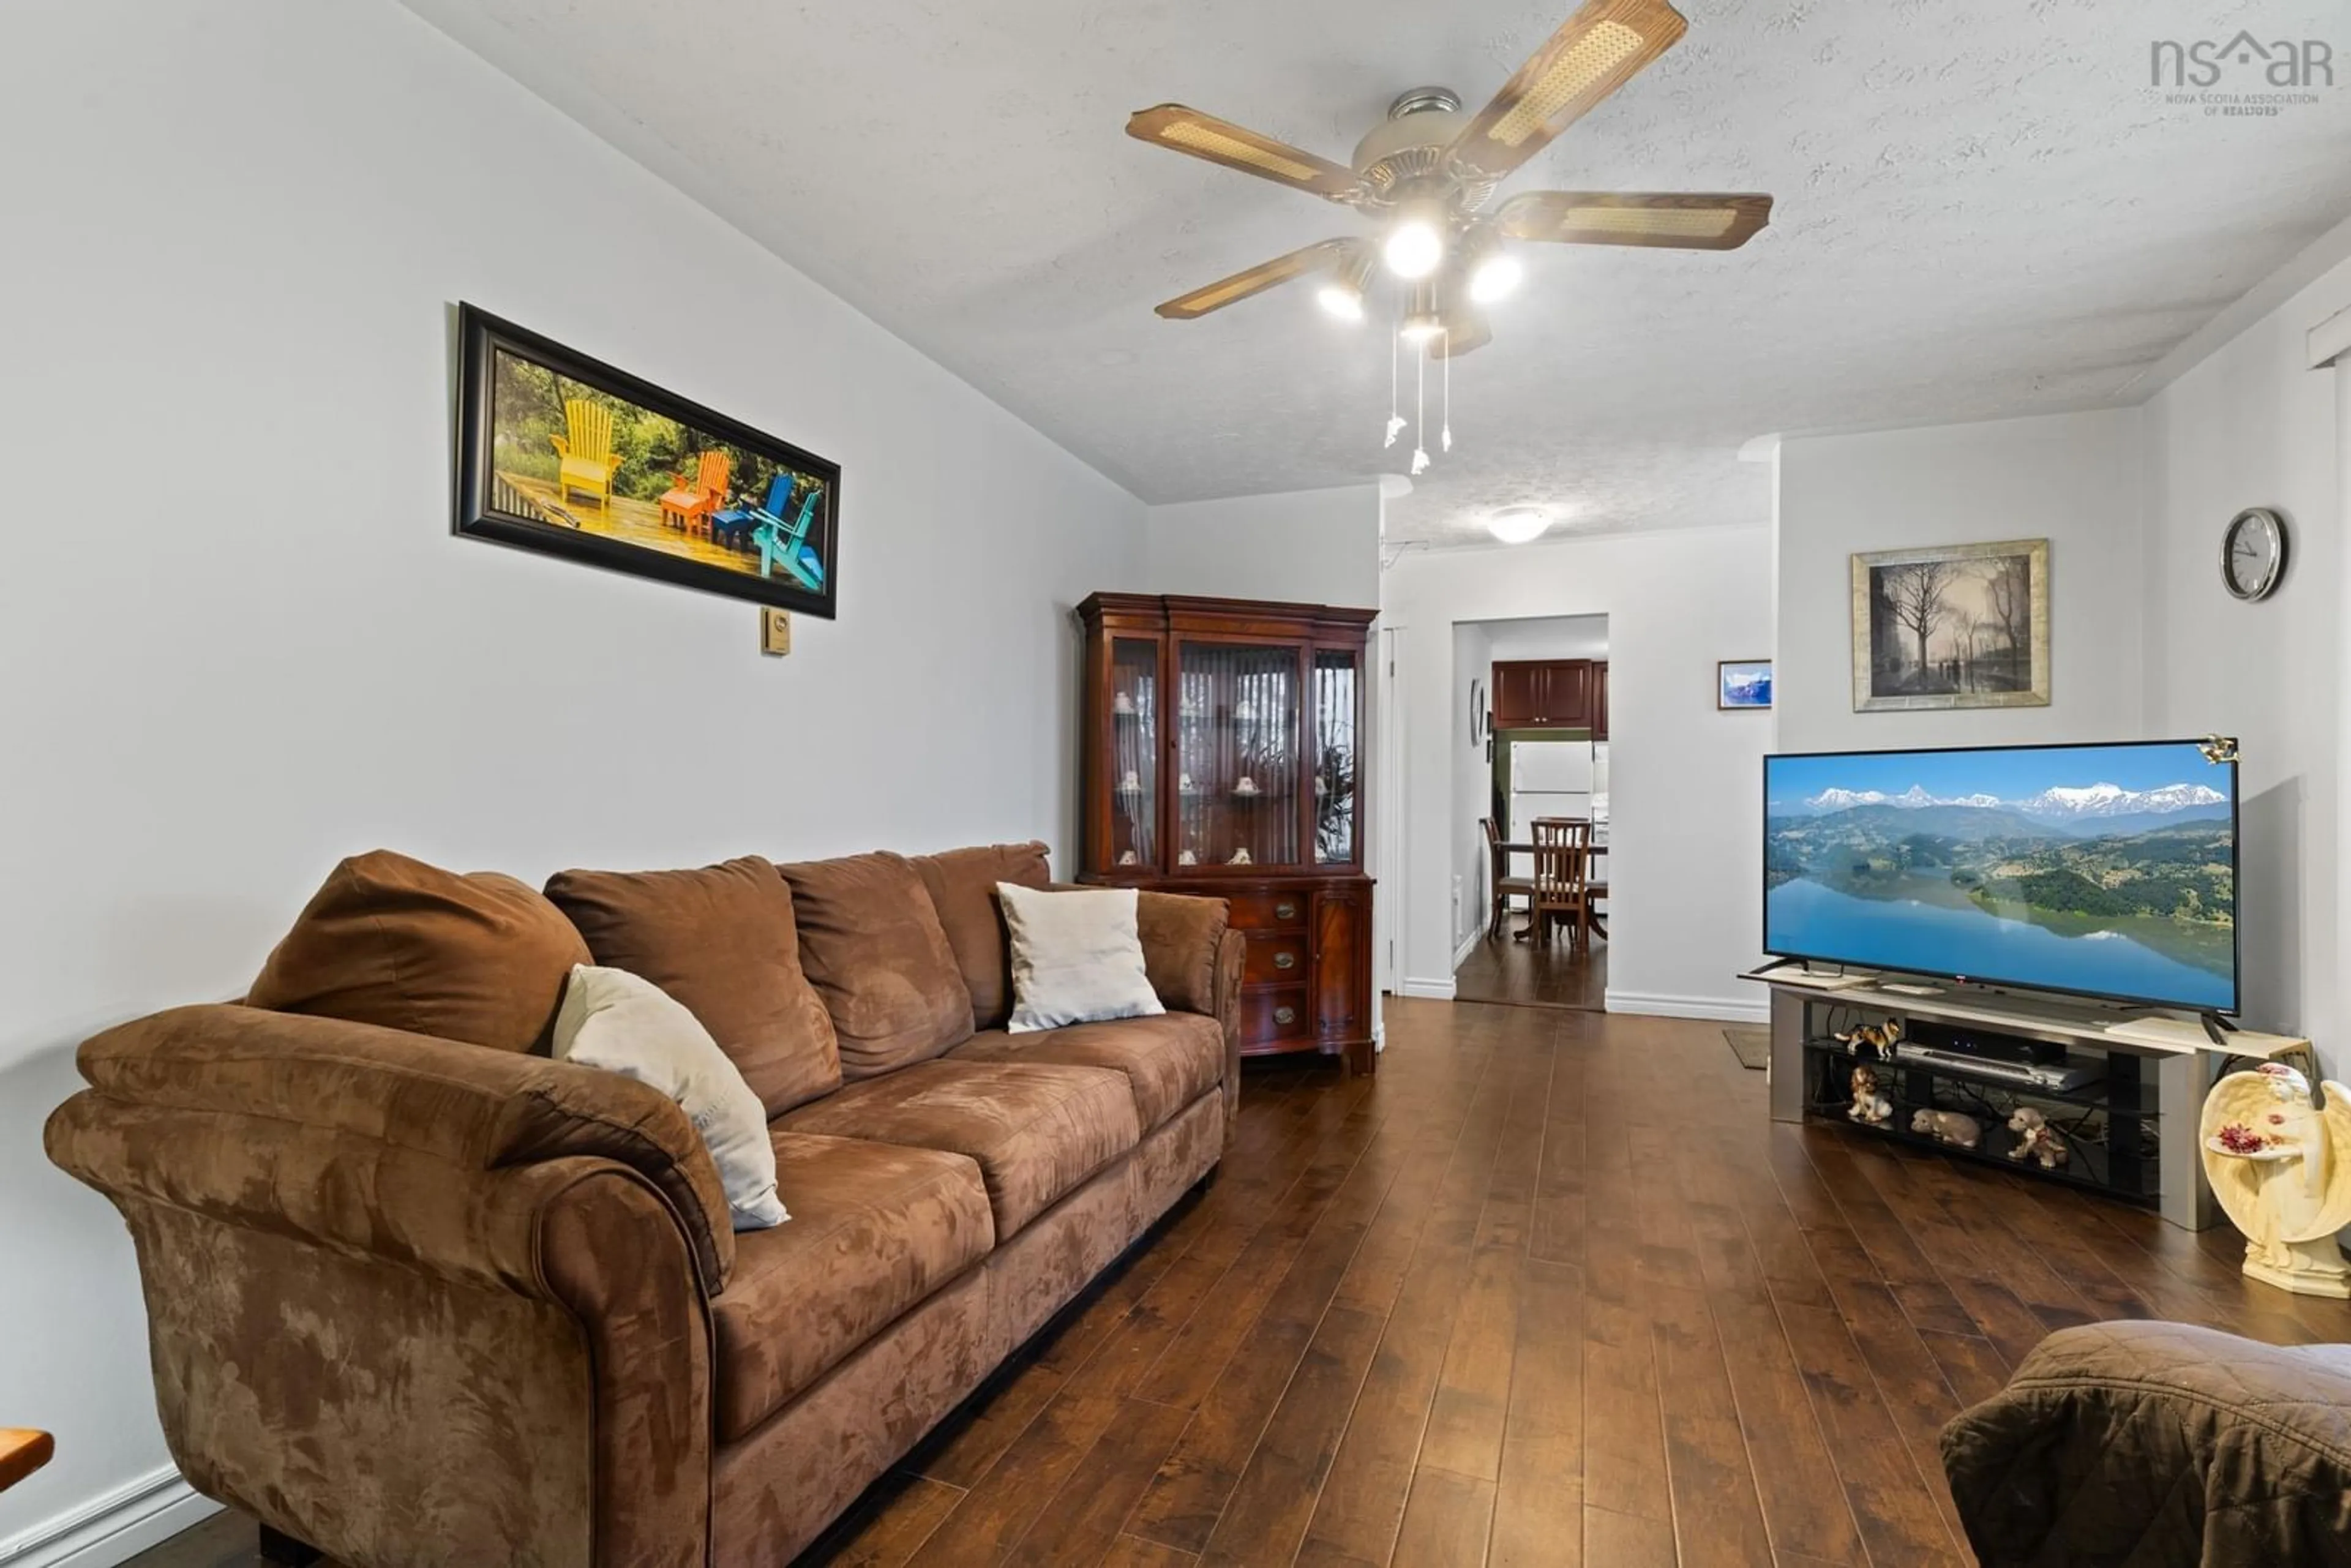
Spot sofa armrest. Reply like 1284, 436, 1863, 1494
54, 1002, 733, 1292
1212, 928, 1243, 1136
45, 1003, 721, 1568
1941, 1321, 2351, 1565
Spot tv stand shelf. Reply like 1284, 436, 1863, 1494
1747, 968, 2314, 1230
1801, 1038, 2159, 1207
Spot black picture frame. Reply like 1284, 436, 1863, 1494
453, 304, 841, 618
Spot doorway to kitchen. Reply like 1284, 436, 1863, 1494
1452, 614, 1609, 1010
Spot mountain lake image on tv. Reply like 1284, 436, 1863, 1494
1764, 740, 2238, 1012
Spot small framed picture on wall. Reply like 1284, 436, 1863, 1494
1719, 659, 1774, 710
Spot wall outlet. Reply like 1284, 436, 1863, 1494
1452, 876, 1463, 940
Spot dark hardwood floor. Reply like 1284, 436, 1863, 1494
129, 998, 2349, 1567
1451, 926, 1607, 1011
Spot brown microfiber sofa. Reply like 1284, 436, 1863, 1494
45, 841, 1243, 1567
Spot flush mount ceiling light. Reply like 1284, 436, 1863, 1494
1487, 506, 1551, 544
1127, 0, 1772, 476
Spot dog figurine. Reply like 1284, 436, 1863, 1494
1848, 1065, 1893, 1126
1835, 1016, 1905, 1063
1910, 1108, 1982, 1149
2006, 1106, 2069, 1169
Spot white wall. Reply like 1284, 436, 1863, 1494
1483, 614, 1610, 663
1776, 409, 2145, 754
2142, 250, 2351, 1052
0, 1, 1144, 1558
1449, 621, 1496, 959
1144, 485, 1382, 607
1384, 527, 1774, 1019
1770, 246, 2351, 1060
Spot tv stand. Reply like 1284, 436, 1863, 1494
1742, 968, 2313, 1231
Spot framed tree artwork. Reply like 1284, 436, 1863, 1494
1850, 539, 2049, 712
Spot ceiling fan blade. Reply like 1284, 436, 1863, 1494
1127, 105, 1364, 201
1498, 190, 1773, 250
1445, 0, 1689, 182
1154, 239, 1357, 320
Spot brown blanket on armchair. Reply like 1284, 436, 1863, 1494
1940, 1319, 2351, 1567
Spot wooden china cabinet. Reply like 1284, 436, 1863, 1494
1076, 594, 1377, 1075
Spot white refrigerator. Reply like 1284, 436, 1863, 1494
1508, 739, 1596, 841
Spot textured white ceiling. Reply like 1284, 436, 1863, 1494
399, 0, 2351, 547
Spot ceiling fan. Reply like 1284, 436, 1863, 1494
1127, 0, 1771, 359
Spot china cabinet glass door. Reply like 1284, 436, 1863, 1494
1107, 637, 1159, 869
1174, 640, 1300, 870
1311, 647, 1360, 865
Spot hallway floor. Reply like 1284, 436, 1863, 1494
1452, 925, 1607, 1010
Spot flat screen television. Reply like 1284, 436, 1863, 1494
1764, 739, 2239, 1014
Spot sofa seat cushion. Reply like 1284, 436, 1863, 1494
713, 1132, 993, 1441
774, 1060, 1139, 1239
947, 1014, 1222, 1133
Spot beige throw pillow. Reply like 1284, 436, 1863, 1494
997, 883, 1166, 1033
552, 964, 787, 1230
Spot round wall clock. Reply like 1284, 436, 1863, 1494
2222, 507, 2288, 602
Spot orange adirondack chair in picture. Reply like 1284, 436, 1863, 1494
550, 399, 623, 512
659, 450, 731, 536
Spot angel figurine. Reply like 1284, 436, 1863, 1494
2200, 1062, 2351, 1297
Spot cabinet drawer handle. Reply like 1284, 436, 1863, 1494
1273, 1006, 1297, 1026
1275, 901, 1298, 921
1274, 951, 1296, 970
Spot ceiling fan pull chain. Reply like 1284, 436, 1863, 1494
1441, 325, 1453, 452
1411, 342, 1430, 476
1384, 303, 1405, 449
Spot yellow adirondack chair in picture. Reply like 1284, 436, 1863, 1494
550, 399, 624, 512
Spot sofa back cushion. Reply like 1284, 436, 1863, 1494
910, 842, 1051, 1031
778, 852, 975, 1079
247, 849, 590, 1054
544, 857, 841, 1116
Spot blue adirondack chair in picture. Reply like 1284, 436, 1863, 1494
711, 472, 793, 552
752, 486, 825, 592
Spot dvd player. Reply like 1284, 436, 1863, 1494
1894, 1043, 2101, 1092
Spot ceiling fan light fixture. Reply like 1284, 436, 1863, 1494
1486, 506, 1551, 544
1317, 284, 1365, 321
1468, 250, 1523, 303
1384, 195, 1449, 279
1316, 244, 1376, 321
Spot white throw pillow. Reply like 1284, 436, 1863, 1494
552, 964, 787, 1229
997, 882, 1166, 1033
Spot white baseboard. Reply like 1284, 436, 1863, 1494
1398, 977, 1458, 1000
1451, 929, 1481, 972
0, 1465, 219, 1568
1605, 989, 1769, 1025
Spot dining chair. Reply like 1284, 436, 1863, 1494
1531, 817, 1595, 951
1482, 816, 1534, 938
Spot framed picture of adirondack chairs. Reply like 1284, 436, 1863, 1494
454, 304, 840, 617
